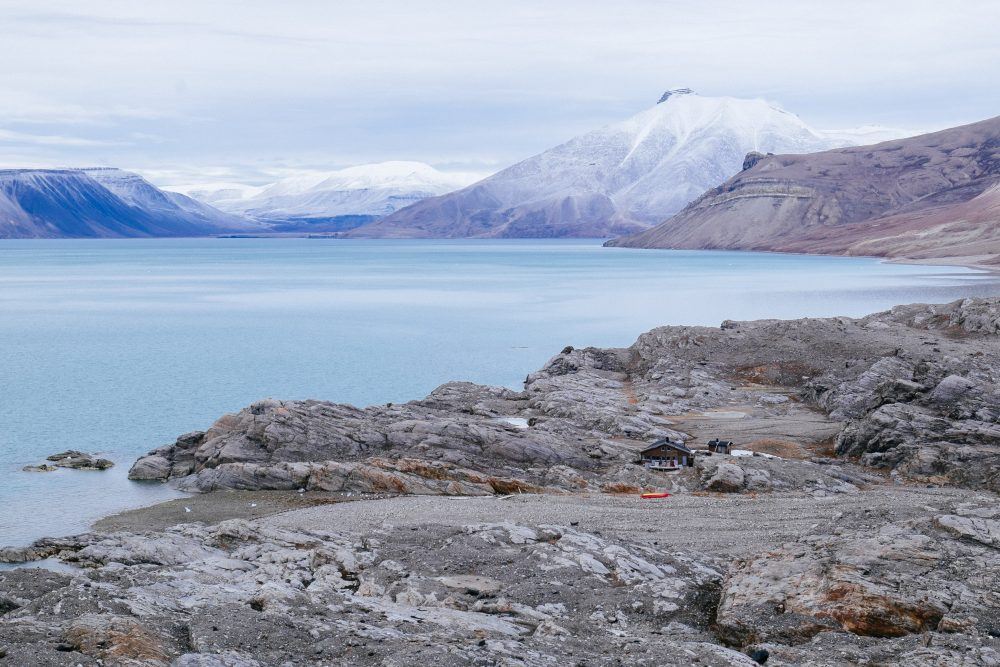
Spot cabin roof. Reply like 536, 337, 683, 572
640, 438, 693, 456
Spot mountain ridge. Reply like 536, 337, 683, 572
346, 91, 889, 239
606, 115, 1000, 264
0, 168, 259, 239
186, 161, 473, 230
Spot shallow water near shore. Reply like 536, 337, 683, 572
1, 238, 998, 547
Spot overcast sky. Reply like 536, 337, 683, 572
1, 0, 998, 187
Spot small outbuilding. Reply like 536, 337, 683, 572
639, 438, 694, 470
707, 439, 734, 454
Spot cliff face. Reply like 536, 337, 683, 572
607, 116, 1000, 262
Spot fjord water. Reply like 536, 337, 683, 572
2, 238, 998, 546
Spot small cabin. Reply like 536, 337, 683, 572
707, 439, 734, 455
639, 439, 694, 470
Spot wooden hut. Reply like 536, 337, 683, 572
639, 439, 694, 470
707, 439, 734, 454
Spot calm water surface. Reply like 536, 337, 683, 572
2, 238, 998, 545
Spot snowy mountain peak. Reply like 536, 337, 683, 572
352, 91, 882, 239
186, 161, 475, 225
305, 161, 470, 194
657, 88, 694, 104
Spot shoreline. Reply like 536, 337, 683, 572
9, 238, 998, 550
884, 254, 1000, 273
603, 238, 1000, 274
33, 260, 1000, 540
2, 296, 998, 665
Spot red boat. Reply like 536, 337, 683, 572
640, 492, 671, 499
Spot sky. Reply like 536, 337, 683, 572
1, 0, 998, 188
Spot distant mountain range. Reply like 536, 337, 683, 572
607, 116, 1000, 265
175, 162, 474, 232
346, 90, 909, 239
8, 92, 966, 246
0, 168, 260, 238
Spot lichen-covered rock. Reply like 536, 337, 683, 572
64, 614, 172, 666
130, 384, 607, 494
877, 298, 1000, 336
759, 630, 1000, 666
716, 506, 1000, 646
0, 519, 733, 665
172, 457, 540, 497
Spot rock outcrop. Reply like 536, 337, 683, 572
2, 495, 997, 665
825, 301, 1000, 491
741, 151, 769, 171
0, 519, 745, 665
716, 503, 1000, 645
23, 450, 114, 472
131, 297, 1000, 496
129, 384, 610, 494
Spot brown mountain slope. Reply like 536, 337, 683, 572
607, 116, 1000, 264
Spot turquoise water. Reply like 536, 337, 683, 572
1, 238, 997, 546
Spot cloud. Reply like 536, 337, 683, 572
0, 0, 996, 187
0, 92, 169, 126
136, 161, 493, 193
0, 128, 121, 147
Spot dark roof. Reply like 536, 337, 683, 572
640, 438, 693, 456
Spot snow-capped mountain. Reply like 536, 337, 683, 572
349, 90, 890, 238
166, 182, 267, 208
0, 168, 260, 238
183, 161, 474, 230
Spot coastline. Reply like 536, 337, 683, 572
604, 237, 1000, 274
884, 253, 1000, 273
3, 296, 999, 665
41, 254, 1000, 537
11, 238, 998, 549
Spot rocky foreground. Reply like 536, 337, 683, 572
1, 297, 999, 665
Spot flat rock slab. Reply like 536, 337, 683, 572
92, 490, 367, 533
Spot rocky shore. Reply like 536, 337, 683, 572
1, 297, 998, 665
